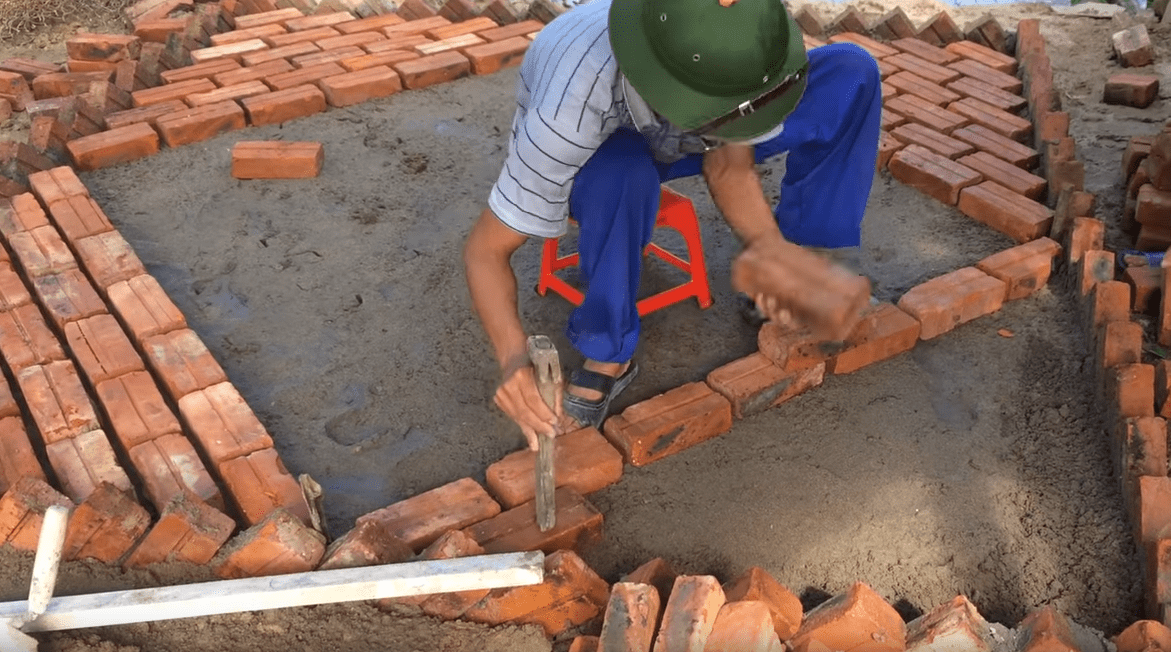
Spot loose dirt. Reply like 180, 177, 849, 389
0, 2, 1167, 649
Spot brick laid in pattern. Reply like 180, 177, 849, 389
240, 84, 328, 126
142, 328, 229, 401
107, 274, 187, 345
178, 381, 274, 464
45, 429, 133, 503
218, 447, 312, 525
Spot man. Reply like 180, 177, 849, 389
463, 0, 882, 448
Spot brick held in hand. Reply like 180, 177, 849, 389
356, 476, 500, 551
957, 180, 1053, 243
211, 507, 326, 579
485, 426, 622, 508
0, 476, 73, 551
602, 381, 732, 467
888, 143, 982, 206
975, 237, 1061, 302
45, 429, 134, 503
218, 447, 311, 526
897, 267, 1006, 340
129, 433, 223, 512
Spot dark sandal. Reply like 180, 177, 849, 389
563, 362, 640, 429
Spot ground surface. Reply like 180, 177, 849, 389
0, 2, 1168, 650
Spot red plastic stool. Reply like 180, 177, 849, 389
536, 186, 714, 316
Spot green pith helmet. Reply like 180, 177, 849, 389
608, 0, 808, 141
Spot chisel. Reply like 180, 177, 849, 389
527, 335, 560, 532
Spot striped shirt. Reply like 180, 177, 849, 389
488, 0, 706, 238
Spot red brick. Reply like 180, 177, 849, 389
355, 476, 499, 551
132, 78, 217, 108
869, 6, 917, 40
706, 601, 783, 652
0, 263, 30, 309
8, 224, 76, 277
211, 23, 289, 47
0, 373, 23, 417
393, 50, 470, 89
263, 25, 341, 48
1163, 262, 1171, 348
906, 595, 997, 650
212, 507, 325, 578
462, 549, 609, 637
381, 529, 486, 608
0, 193, 50, 236
104, 99, 189, 130
1113, 24, 1154, 68
886, 93, 968, 135
947, 59, 1021, 94
886, 53, 962, 87
45, 429, 133, 503
317, 519, 413, 571
975, 237, 1060, 301
0, 303, 66, 370
413, 33, 486, 56
125, 491, 235, 567
881, 108, 906, 131
475, 19, 542, 42
1120, 417, 1168, 518
183, 80, 271, 108
881, 81, 896, 101
0, 476, 73, 551
314, 65, 400, 107
792, 5, 827, 37
107, 274, 186, 345
948, 97, 1031, 143
1126, 265, 1162, 314
28, 166, 87, 206
46, 195, 114, 242
956, 151, 1045, 201
723, 566, 803, 641
598, 582, 660, 651
286, 11, 353, 31
1113, 363, 1156, 421
827, 303, 920, 374
790, 582, 905, 652
485, 425, 622, 508
241, 84, 328, 125
623, 557, 677, 603
365, 33, 436, 54
1138, 185, 1171, 228
889, 143, 982, 205
31, 71, 112, 100
129, 433, 223, 512
65, 314, 145, 387
335, 14, 407, 34
1016, 606, 1080, 652
67, 122, 160, 171
156, 59, 241, 87
231, 140, 324, 179
944, 40, 1016, 74
424, 16, 497, 40
462, 36, 527, 75
190, 38, 271, 65
383, 16, 452, 40
1100, 320, 1143, 371
0, 58, 64, 82
877, 131, 902, 171
1115, 620, 1171, 652
1088, 273, 1127, 328
826, 7, 867, 35
958, 181, 1053, 243
461, 485, 602, 554
314, 31, 387, 53
142, 328, 228, 401
945, 76, 1027, 114
0, 417, 47, 493
154, 100, 247, 148
602, 381, 732, 467
95, 370, 178, 447
291, 45, 369, 69
1066, 218, 1104, 268
241, 41, 322, 67
966, 14, 1009, 53
236, 7, 309, 30
568, 636, 600, 652
876, 58, 899, 79
178, 381, 274, 463
0, 71, 32, 107
62, 483, 149, 563
18, 360, 100, 444
886, 71, 960, 107
826, 32, 897, 59
74, 230, 148, 291
218, 447, 311, 525
706, 353, 824, 419
213, 58, 295, 87
67, 33, 141, 62
650, 575, 726, 651
897, 267, 1005, 340
889, 122, 972, 159
340, 50, 421, 72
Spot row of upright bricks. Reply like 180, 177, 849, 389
0, 0, 1167, 649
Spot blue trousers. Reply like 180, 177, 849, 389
566, 43, 882, 364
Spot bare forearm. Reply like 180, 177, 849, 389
703, 144, 783, 246
464, 211, 529, 373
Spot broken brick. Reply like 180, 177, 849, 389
598, 582, 660, 652
958, 181, 1053, 243
1114, 620, 1171, 652
107, 274, 187, 345
827, 302, 921, 375
0, 417, 47, 493
1113, 24, 1155, 68
906, 595, 997, 651
357, 477, 500, 551
128, 433, 223, 512
653, 575, 726, 652
1067, 218, 1104, 265
888, 143, 983, 205
897, 267, 1006, 340
602, 381, 732, 467
62, 483, 149, 563
1017, 606, 1080, 652
387, 529, 485, 609
218, 447, 312, 525
18, 360, 100, 444
318, 519, 413, 570
178, 381, 274, 464
393, 50, 470, 89
790, 582, 905, 652
0, 476, 73, 551
45, 429, 134, 503
0, 303, 67, 370
66, 122, 160, 171
142, 328, 229, 401
212, 507, 326, 579
485, 425, 623, 509
240, 84, 328, 126
974, 237, 1061, 301
706, 353, 825, 419
706, 601, 783, 652
462, 485, 602, 554
65, 313, 146, 386
723, 566, 803, 641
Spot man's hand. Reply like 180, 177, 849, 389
494, 356, 563, 451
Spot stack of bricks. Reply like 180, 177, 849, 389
1123, 129, 1171, 251
0, 0, 547, 187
